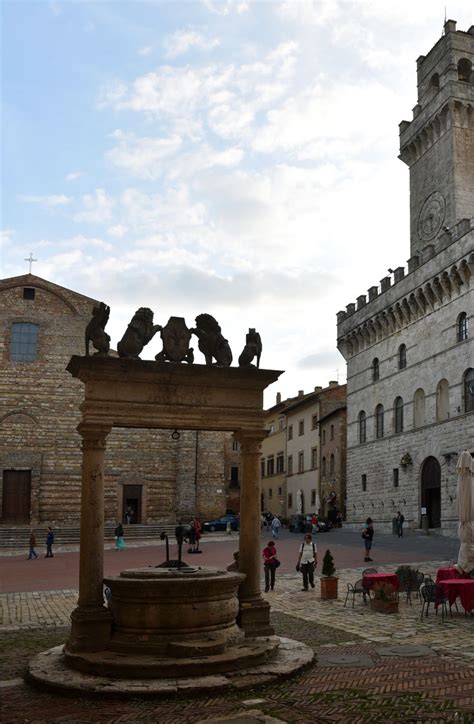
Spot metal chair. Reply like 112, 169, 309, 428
420, 582, 448, 621
344, 579, 368, 608
469, 570, 474, 579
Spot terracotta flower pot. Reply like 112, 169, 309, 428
320, 576, 338, 600
369, 598, 399, 614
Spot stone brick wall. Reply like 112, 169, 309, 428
0, 274, 228, 526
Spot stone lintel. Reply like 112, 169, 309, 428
67, 356, 282, 432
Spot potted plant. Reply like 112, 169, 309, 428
369, 582, 399, 614
320, 549, 338, 600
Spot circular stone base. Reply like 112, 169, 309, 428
28, 637, 313, 698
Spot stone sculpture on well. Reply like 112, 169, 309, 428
85, 302, 110, 356
117, 307, 161, 359
155, 317, 194, 364
192, 314, 233, 366
238, 328, 262, 368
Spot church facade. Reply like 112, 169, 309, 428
337, 20, 474, 535
0, 274, 230, 526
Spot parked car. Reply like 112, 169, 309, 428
289, 514, 332, 533
202, 514, 239, 532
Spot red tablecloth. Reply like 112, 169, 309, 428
363, 573, 399, 592
436, 567, 461, 583
437, 579, 474, 612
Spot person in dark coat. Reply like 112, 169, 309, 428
45, 526, 54, 557
396, 511, 405, 538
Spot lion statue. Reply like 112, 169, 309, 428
85, 301, 110, 356
238, 328, 262, 368
192, 314, 233, 367
117, 307, 161, 359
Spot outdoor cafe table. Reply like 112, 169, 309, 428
362, 572, 399, 592
436, 567, 462, 583
436, 579, 474, 613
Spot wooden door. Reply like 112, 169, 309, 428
2, 470, 31, 523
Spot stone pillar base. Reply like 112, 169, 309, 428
66, 606, 112, 654
238, 597, 274, 637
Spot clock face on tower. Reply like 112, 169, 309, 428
417, 191, 446, 241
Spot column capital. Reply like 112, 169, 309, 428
234, 428, 268, 454
77, 422, 111, 449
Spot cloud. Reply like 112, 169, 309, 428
19, 194, 72, 206
1, 229, 15, 244
164, 29, 220, 59
138, 46, 153, 56
297, 350, 344, 370
106, 131, 183, 179
202, 1, 249, 16
65, 171, 83, 181
73, 189, 115, 224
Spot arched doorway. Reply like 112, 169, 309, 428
421, 456, 441, 528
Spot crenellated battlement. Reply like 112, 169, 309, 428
336, 220, 473, 359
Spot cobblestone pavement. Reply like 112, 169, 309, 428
1, 559, 473, 723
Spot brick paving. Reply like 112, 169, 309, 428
0, 557, 473, 722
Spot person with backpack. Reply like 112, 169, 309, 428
362, 517, 374, 561
296, 533, 317, 591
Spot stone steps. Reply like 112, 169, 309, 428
0, 524, 177, 547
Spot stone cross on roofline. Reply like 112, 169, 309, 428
24, 252, 37, 274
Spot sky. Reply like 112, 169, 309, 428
1, 0, 473, 405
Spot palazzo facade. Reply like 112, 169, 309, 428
337, 21, 474, 535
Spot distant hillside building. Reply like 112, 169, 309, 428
337, 21, 474, 535
0, 274, 229, 526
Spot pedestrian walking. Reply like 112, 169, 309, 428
311, 513, 319, 534
396, 511, 405, 538
189, 517, 202, 552
271, 515, 281, 539
263, 540, 278, 592
28, 530, 38, 560
296, 533, 317, 591
114, 522, 125, 551
45, 526, 54, 557
362, 517, 374, 561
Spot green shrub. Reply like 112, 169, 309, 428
321, 549, 336, 577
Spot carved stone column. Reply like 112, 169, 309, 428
235, 429, 273, 637
66, 423, 112, 654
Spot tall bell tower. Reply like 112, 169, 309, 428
399, 20, 474, 258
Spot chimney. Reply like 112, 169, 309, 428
276, 392, 282, 404
329, 381, 338, 387
298, 390, 304, 398
314, 386, 322, 392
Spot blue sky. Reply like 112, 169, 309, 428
2, 0, 473, 403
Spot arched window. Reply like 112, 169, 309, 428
458, 58, 472, 83
10, 322, 39, 362
398, 344, 407, 370
394, 396, 404, 433
463, 368, 474, 413
413, 388, 426, 428
375, 404, 384, 439
372, 357, 380, 382
457, 312, 468, 342
322, 456, 326, 477
330, 424, 334, 440
436, 379, 449, 421
358, 410, 366, 443
330, 453, 335, 475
